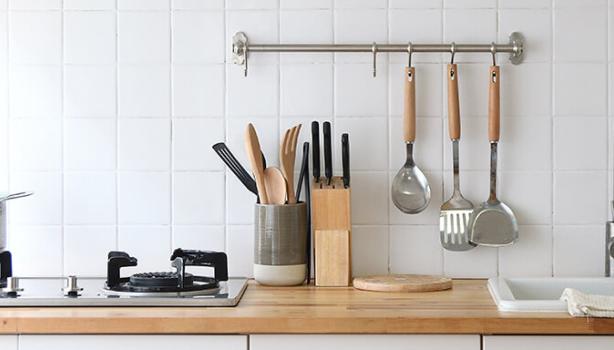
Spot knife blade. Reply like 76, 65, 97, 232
342, 133, 350, 188
323, 121, 332, 185
311, 121, 320, 183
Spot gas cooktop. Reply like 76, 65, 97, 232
0, 249, 248, 307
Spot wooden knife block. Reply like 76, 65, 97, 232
312, 176, 351, 287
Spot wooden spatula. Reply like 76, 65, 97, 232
263, 167, 287, 205
245, 123, 269, 204
280, 124, 302, 204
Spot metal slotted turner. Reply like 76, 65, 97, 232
439, 63, 476, 251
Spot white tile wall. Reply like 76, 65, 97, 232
2, 0, 613, 279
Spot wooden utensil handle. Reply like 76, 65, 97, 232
403, 67, 416, 143
447, 64, 460, 140
489, 65, 500, 142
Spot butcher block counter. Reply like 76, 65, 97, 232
0, 280, 613, 335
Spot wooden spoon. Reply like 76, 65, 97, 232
263, 167, 287, 205
244, 123, 269, 204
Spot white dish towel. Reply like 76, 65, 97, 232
560, 288, 614, 317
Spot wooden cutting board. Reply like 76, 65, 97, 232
352, 274, 452, 292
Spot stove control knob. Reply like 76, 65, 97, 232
1, 277, 23, 297
62, 276, 83, 297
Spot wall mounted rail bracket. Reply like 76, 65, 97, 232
232, 31, 525, 77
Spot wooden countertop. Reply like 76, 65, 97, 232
1, 280, 613, 335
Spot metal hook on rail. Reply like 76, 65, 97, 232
450, 42, 456, 64
490, 42, 497, 66
371, 42, 378, 77
407, 42, 413, 68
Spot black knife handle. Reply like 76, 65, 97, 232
342, 133, 350, 188
311, 121, 320, 182
323, 121, 332, 184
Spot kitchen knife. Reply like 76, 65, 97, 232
342, 133, 350, 188
323, 121, 332, 185
311, 121, 320, 183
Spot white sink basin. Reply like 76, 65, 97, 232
488, 277, 614, 312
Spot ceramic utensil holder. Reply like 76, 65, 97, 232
312, 176, 352, 287
254, 202, 307, 286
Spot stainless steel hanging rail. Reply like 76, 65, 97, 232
232, 31, 525, 76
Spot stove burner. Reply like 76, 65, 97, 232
104, 249, 227, 296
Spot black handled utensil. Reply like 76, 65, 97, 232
342, 133, 350, 188
311, 121, 320, 183
296, 142, 310, 201
323, 121, 332, 185
212, 142, 258, 195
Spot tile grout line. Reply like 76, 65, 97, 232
169, 0, 174, 255
550, 0, 555, 277
60, 0, 65, 275
114, 0, 120, 252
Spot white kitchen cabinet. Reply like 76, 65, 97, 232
18, 335, 247, 350
251, 335, 480, 350
484, 336, 614, 350
0, 335, 17, 350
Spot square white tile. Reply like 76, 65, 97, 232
118, 172, 171, 224
64, 225, 117, 276
64, 172, 116, 225
227, 0, 277, 9
9, 11, 61, 64
118, 12, 170, 63
389, 171, 443, 225
553, 225, 605, 276
280, 10, 333, 63
171, 0, 223, 9
280, 64, 333, 117
172, 64, 224, 117
443, 245, 498, 278
64, 118, 116, 171
172, 11, 224, 64
64, 11, 116, 64
390, 225, 443, 275
118, 225, 172, 272
500, 63, 551, 117
499, 117, 552, 171
389, 117, 443, 172
118, 0, 169, 9
64, 65, 116, 118
226, 64, 279, 117
280, 0, 331, 9
226, 225, 254, 277
498, 9, 551, 63
226, 171, 257, 225
388, 9, 443, 64
226, 10, 279, 65
119, 118, 170, 171
554, 8, 607, 62
9, 65, 61, 118
554, 63, 607, 116
173, 118, 224, 171
64, 0, 115, 10
352, 226, 389, 277
9, 118, 61, 171
443, 9, 496, 63
335, 63, 388, 117
8, 225, 62, 276
499, 172, 552, 225
173, 172, 224, 225
351, 172, 389, 225
9, 0, 60, 9
554, 117, 607, 170
0, 13, 7, 65
334, 9, 387, 63
554, 171, 607, 224
389, 63, 443, 118
389, 0, 442, 8
334, 117, 387, 171
118, 64, 170, 117
8, 172, 62, 225
499, 225, 552, 277
172, 225, 225, 251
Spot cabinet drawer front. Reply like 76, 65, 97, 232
484, 336, 614, 350
251, 335, 480, 350
19, 335, 247, 350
